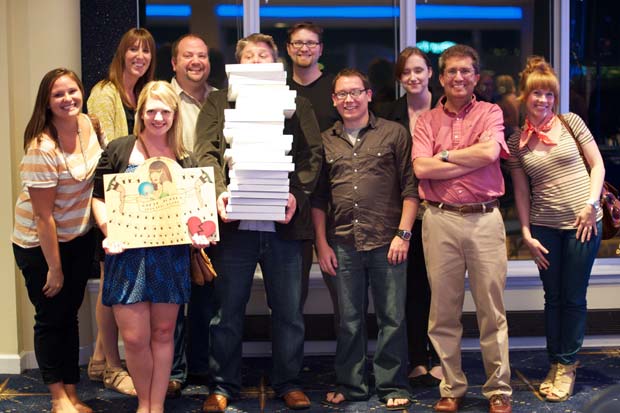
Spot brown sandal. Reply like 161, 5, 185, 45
103, 366, 137, 396
87, 357, 105, 382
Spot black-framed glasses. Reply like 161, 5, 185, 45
333, 89, 368, 100
289, 40, 320, 49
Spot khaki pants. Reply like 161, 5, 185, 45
422, 206, 512, 399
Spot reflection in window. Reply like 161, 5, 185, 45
570, 0, 620, 254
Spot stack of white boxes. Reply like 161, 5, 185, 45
223, 63, 297, 221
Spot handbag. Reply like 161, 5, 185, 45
190, 247, 217, 285
558, 114, 620, 239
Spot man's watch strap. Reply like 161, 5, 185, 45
396, 229, 412, 241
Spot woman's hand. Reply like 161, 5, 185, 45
43, 267, 64, 298
523, 235, 550, 270
191, 233, 216, 249
102, 238, 125, 255
574, 204, 598, 243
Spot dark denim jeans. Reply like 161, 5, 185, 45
208, 230, 304, 398
13, 229, 95, 385
333, 243, 410, 401
532, 221, 602, 365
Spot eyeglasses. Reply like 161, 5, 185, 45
333, 89, 368, 100
444, 68, 476, 78
289, 40, 320, 49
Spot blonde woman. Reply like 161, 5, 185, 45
86, 27, 155, 395
507, 56, 604, 402
92, 81, 211, 413
12, 68, 102, 413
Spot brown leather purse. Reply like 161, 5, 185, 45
190, 248, 217, 285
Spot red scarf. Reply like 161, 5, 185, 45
519, 114, 557, 149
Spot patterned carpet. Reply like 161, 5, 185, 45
0, 349, 618, 412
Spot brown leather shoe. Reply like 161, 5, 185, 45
166, 380, 182, 398
203, 393, 228, 412
282, 390, 311, 410
489, 394, 512, 413
434, 397, 463, 412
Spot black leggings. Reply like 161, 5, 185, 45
13, 229, 95, 385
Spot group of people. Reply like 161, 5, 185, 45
11, 20, 605, 413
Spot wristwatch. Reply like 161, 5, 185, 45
585, 198, 600, 210
396, 229, 412, 241
440, 150, 450, 162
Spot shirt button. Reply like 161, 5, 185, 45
354, 169, 358, 172
354, 203, 358, 207
353, 153, 357, 157
354, 186, 358, 190
377, 152, 382, 156
355, 219, 359, 223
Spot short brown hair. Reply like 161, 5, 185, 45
235, 33, 278, 62
171, 33, 208, 60
394, 47, 432, 80
287, 22, 323, 43
518, 56, 560, 112
439, 44, 480, 75
332, 68, 371, 92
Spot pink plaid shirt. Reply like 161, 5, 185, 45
412, 97, 510, 204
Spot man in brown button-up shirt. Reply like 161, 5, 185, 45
311, 68, 418, 409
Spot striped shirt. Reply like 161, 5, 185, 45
12, 114, 102, 248
506, 112, 603, 229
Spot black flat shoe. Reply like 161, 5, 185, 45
422, 372, 442, 387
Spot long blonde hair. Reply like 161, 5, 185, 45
134, 81, 188, 159
104, 28, 156, 110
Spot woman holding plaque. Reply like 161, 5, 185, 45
92, 81, 211, 413
12, 68, 102, 413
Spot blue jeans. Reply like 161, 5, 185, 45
532, 221, 602, 365
208, 230, 304, 398
333, 243, 410, 401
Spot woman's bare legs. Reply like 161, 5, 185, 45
113, 302, 153, 413
95, 263, 123, 368
113, 302, 178, 413
65, 384, 93, 413
49, 382, 78, 413
149, 303, 179, 413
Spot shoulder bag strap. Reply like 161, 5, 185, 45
557, 113, 590, 173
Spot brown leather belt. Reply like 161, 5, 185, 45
426, 199, 499, 214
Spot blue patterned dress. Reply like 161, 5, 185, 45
102, 165, 190, 306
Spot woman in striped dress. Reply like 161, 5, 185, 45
12, 68, 103, 413
507, 56, 605, 403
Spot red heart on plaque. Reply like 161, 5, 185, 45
187, 216, 216, 237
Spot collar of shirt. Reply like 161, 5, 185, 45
439, 95, 477, 119
170, 77, 212, 106
330, 111, 379, 140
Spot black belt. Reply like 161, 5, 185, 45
426, 199, 499, 214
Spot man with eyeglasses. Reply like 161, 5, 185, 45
412, 45, 513, 413
312, 68, 418, 410
194, 33, 322, 412
286, 21, 341, 335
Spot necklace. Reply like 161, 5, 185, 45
58, 125, 88, 182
